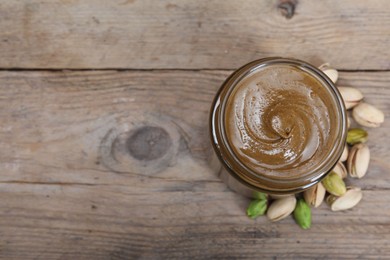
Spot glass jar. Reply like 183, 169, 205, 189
210, 57, 347, 197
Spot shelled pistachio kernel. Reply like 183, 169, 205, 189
322, 172, 346, 196
294, 199, 311, 229
247, 199, 267, 219
347, 128, 368, 145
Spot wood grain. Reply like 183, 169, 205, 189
0, 0, 389, 70
0, 70, 389, 259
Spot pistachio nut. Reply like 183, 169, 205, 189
319, 63, 338, 83
346, 128, 368, 145
253, 192, 268, 200
318, 63, 330, 70
338, 87, 363, 109
352, 103, 385, 128
322, 172, 347, 196
247, 199, 268, 219
325, 194, 338, 206
326, 187, 363, 211
294, 199, 311, 229
347, 143, 370, 178
267, 196, 296, 222
340, 144, 349, 162
269, 194, 290, 200
347, 116, 351, 128
303, 182, 326, 208
332, 162, 348, 179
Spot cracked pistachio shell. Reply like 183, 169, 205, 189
319, 63, 338, 83
340, 144, 349, 162
338, 87, 363, 110
270, 194, 290, 200
303, 182, 326, 208
347, 143, 370, 179
322, 172, 346, 196
352, 103, 385, 128
332, 162, 348, 179
267, 196, 296, 222
326, 187, 363, 211
347, 116, 351, 129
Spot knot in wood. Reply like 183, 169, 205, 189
278, 0, 297, 19
126, 126, 172, 161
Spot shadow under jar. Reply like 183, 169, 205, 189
210, 58, 347, 197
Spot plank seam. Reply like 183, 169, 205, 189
0, 68, 388, 72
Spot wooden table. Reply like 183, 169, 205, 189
1, 1, 389, 259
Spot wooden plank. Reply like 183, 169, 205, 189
0, 0, 389, 70
0, 70, 389, 258
1, 188, 389, 259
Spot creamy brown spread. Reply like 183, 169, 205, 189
225, 64, 338, 179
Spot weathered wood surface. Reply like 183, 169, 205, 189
0, 70, 389, 259
0, 0, 389, 70
1, 0, 390, 258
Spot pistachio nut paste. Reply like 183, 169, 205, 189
225, 65, 338, 178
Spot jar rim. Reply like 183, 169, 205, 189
210, 57, 347, 194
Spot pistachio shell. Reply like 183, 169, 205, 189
332, 162, 348, 179
269, 194, 290, 200
319, 63, 338, 83
267, 196, 296, 222
318, 63, 330, 70
338, 87, 364, 109
327, 187, 363, 211
303, 182, 326, 208
348, 143, 370, 178
322, 172, 347, 196
340, 144, 349, 162
323, 69, 338, 84
353, 103, 385, 128
347, 116, 351, 128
